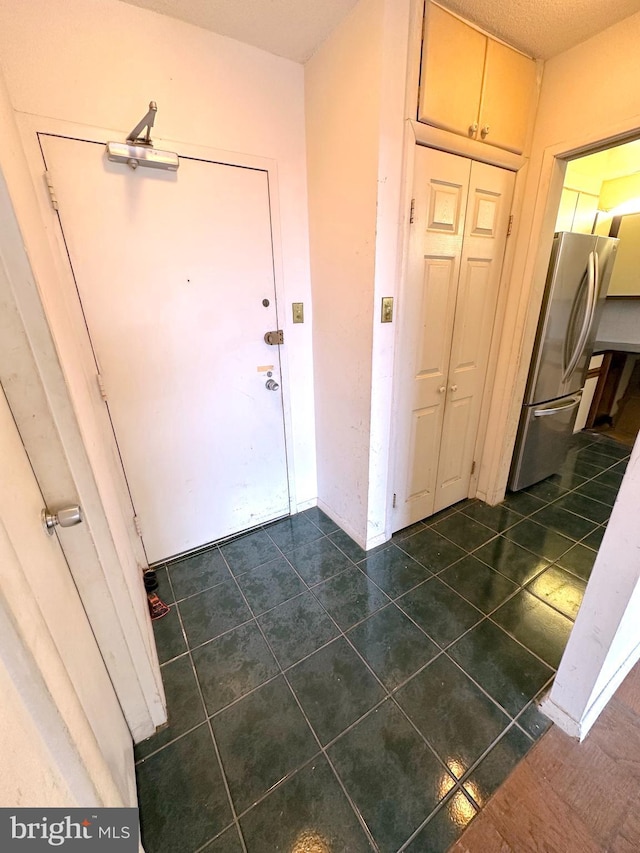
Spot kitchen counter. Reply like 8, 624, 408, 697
594, 340, 640, 354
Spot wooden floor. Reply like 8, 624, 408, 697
452, 661, 640, 852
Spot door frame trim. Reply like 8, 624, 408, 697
20, 114, 299, 534
388, 121, 527, 532
0, 90, 166, 743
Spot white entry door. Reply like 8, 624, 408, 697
41, 135, 290, 563
393, 146, 514, 530
0, 381, 133, 803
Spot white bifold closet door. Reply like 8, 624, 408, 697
393, 145, 514, 531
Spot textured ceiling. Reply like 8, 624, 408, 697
118, 0, 640, 62
117, 0, 360, 63
439, 0, 640, 59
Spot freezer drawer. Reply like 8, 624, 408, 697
509, 392, 582, 491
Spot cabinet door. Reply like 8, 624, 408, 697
573, 192, 599, 234
556, 188, 580, 232
434, 160, 515, 511
418, 3, 486, 138
479, 39, 538, 154
393, 146, 471, 530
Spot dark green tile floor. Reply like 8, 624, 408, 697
135, 431, 629, 853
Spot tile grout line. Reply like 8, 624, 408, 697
159, 451, 625, 791
247, 523, 511, 847
143, 447, 629, 846
286, 562, 468, 808
163, 566, 250, 853
265, 525, 558, 733
216, 542, 381, 852
158, 502, 574, 737
396, 783, 479, 852
432, 571, 570, 670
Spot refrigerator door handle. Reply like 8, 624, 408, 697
533, 395, 582, 417
562, 251, 597, 382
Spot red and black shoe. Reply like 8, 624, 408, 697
147, 592, 170, 620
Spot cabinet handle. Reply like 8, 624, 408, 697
450, 384, 458, 392
439, 386, 446, 394
480, 125, 490, 139
468, 122, 478, 137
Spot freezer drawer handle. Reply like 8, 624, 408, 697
533, 396, 581, 417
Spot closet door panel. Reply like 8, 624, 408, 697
434, 160, 515, 511
393, 146, 471, 530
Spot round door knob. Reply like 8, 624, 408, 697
480, 125, 490, 139
450, 384, 458, 392
42, 504, 83, 536
265, 379, 279, 391
439, 386, 446, 394
468, 122, 478, 137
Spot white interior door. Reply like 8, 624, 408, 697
393, 147, 471, 529
41, 135, 290, 563
0, 381, 133, 804
434, 160, 514, 511
393, 146, 514, 531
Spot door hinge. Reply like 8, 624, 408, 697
96, 373, 108, 401
44, 170, 59, 211
133, 515, 143, 537
392, 493, 397, 508
507, 214, 514, 237
471, 460, 476, 476
409, 198, 416, 224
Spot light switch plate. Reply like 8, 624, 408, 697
292, 302, 304, 323
381, 296, 394, 323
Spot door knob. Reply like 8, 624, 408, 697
42, 504, 83, 536
439, 386, 446, 394
450, 384, 458, 392
468, 122, 478, 137
265, 379, 279, 391
480, 125, 490, 139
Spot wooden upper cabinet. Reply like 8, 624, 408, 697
418, 4, 486, 139
480, 39, 538, 153
418, 3, 539, 155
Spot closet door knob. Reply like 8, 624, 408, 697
480, 125, 490, 139
468, 122, 478, 137
450, 384, 458, 392
439, 386, 446, 394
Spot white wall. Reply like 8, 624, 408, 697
0, 0, 316, 509
479, 9, 640, 735
0, 654, 74, 807
0, 65, 169, 745
542, 436, 640, 738
482, 8, 640, 504
305, 0, 383, 543
305, 0, 410, 546
365, 0, 412, 546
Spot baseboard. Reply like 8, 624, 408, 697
541, 639, 640, 741
539, 695, 581, 739
316, 499, 367, 550
295, 497, 317, 512
365, 531, 390, 550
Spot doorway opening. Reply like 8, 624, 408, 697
557, 140, 640, 449
504, 134, 640, 634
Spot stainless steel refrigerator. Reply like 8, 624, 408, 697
510, 232, 619, 491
